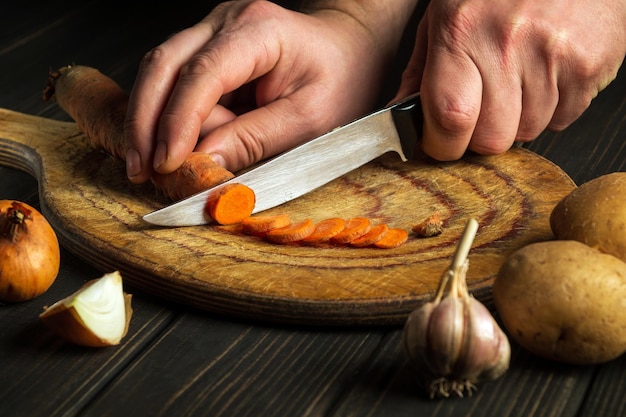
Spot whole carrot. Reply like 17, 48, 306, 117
43, 65, 234, 201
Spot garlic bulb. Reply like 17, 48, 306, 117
402, 219, 510, 398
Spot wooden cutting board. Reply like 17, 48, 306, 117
0, 108, 576, 326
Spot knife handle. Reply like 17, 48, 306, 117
391, 93, 423, 160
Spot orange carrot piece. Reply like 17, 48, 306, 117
412, 212, 444, 237
206, 183, 256, 225
301, 218, 346, 244
265, 218, 315, 244
374, 227, 409, 249
330, 217, 371, 244
350, 223, 389, 247
241, 214, 291, 235
151, 152, 235, 201
43, 65, 234, 201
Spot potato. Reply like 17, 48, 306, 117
493, 240, 626, 365
550, 172, 626, 263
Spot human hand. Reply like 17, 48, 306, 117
124, 0, 416, 184
394, 0, 626, 161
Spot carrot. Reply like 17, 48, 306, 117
43, 64, 234, 201
374, 227, 409, 249
206, 183, 256, 225
241, 214, 291, 236
265, 218, 316, 244
330, 217, 371, 244
412, 212, 444, 237
301, 217, 346, 245
151, 152, 235, 201
350, 223, 389, 247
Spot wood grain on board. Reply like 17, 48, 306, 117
0, 108, 576, 325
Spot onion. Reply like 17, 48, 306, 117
0, 200, 61, 302
39, 271, 133, 347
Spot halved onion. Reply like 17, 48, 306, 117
39, 271, 132, 347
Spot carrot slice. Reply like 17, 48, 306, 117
241, 214, 291, 235
266, 218, 316, 244
350, 223, 389, 247
330, 217, 371, 244
374, 227, 409, 249
206, 183, 256, 225
301, 218, 346, 244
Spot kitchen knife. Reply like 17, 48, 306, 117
142, 93, 423, 226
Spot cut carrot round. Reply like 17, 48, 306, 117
241, 214, 291, 236
302, 218, 346, 245
206, 183, 256, 225
265, 218, 316, 244
374, 227, 409, 249
330, 217, 371, 244
350, 223, 389, 247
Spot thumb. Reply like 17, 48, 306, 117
195, 97, 322, 173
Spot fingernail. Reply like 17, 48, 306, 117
126, 148, 141, 178
209, 153, 227, 168
153, 141, 168, 170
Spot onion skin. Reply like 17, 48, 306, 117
40, 293, 133, 347
40, 271, 133, 347
0, 200, 60, 302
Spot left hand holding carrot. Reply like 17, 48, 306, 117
123, 0, 416, 184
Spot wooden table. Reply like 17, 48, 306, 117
1, 2, 625, 416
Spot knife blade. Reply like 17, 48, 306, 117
142, 93, 423, 226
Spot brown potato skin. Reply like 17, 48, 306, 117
550, 172, 626, 263
494, 240, 626, 365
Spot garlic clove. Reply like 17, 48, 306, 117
403, 301, 437, 376
39, 271, 132, 347
455, 296, 511, 381
424, 296, 465, 377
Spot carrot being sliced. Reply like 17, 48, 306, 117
266, 218, 316, 244
43, 65, 235, 201
374, 227, 409, 249
152, 152, 234, 201
350, 223, 389, 247
330, 217, 371, 244
241, 214, 291, 236
206, 183, 256, 225
302, 218, 346, 245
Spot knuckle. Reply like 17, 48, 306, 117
139, 46, 171, 73
232, 124, 267, 168
239, 0, 278, 17
178, 52, 225, 94
180, 51, 218, 77
431, 99, 477, 136
225, 0, 282, 29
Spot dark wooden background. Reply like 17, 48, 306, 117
1, 1, 625, 416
